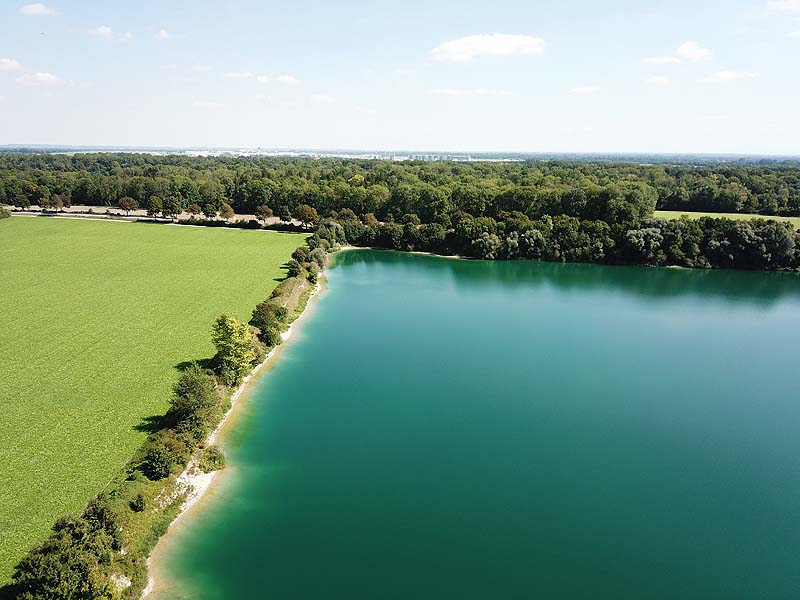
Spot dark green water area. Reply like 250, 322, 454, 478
156, 250, 800, 599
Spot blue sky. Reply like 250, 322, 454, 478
0, 0, 798, 153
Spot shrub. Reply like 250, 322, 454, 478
0, 206, 10, 219
130, 493, 146, 513
199, 445, 226, 473
141, 431, 189, 480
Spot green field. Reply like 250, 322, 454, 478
654, 210, 800, 229
0, 217, 304, 580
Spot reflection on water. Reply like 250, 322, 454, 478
333, 250, 800, 306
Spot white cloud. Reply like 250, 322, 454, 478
17, 72, 66, 86
19, 3, 56, 16
225, 71, 254, 79
0, 58, 23, 71
676, 41, 713, 62
155, 29, 169, 40
277, 74, 300, 84
432, 88, 513, 97
646, 75, 671, 86
789, 30, 800, 37
430, 33, 545, 62
256, 75, 271, 83
706, 70, 757, 82
191, 65, 212, 72
569, 86, 600, 95
160, 63, 178, 70
90, 25, 132, 42
767, 0, 800, 11
311, 94, 335, 103
641, 55, 681, 65
192, 100, 223, 108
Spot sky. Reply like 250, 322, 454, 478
0, 0, 799, 153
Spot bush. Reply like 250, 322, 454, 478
130, 493, 146, 513
0, 206, 10, 219
11, 495, 122, 599
141, 431, 189, 480
250, 300, 287, 335
199, 445, 226, 473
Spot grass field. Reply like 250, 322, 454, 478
0, 217, 304, 581
653, 210, 800, 229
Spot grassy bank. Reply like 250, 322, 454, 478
0, 218, 304, 581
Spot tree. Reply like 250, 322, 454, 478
162, 195, 182, 221
286, 259, 303, 278
278, 206, 292, 224
187, 202, 202, 218
202, 203, 218, 220
294, 204, 319, 228
255, 204, 273, 224
211, 313, 257, 385
146, 195, 163, 219
169, 363, 220, 438
118, 196, 138, 215
219, 202, 235, 222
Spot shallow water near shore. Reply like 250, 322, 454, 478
151, 251, 800, 599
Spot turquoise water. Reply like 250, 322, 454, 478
154, 251, 800, 599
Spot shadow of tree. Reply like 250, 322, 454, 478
175, 357, 214, 372
133, 414, 170, 434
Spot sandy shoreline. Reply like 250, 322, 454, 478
141, 277, 324, 598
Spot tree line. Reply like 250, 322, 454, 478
1, 153, 800, 218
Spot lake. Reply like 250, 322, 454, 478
151, 250, 800, 599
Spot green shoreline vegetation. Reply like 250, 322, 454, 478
1, 153, 799, 270
0, 231, 325, 599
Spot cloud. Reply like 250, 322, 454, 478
191, 65, 212, 72
767, 0, 800, 11
192, 100, 223, 108
430, 33, 545, 62
646, 75, 671, 86
90, 25, 132, 42
641, 56, 681, 65
155, 29, 169, 41
160, 63, 178, 70
256, 75, 271, 83
225, 71, 254, 79
432, 88, 513, 97
676, 41, 713, 62
277, 74, 300, 84
706, 70, 756, 82
311, 94, 335, 103
789, 30, 800, 37
17, 72, 66, 86
0, 58, 23, 71
19, 3, 56, 16
569, 86, 600, 95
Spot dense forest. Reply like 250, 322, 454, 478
2, 153, 800, 216
2, 153, 799, 271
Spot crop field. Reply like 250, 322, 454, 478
0, 217, 304, 580
653, 210, 800, 229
